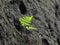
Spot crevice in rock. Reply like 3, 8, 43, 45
0, 24, 4, 40
54, 22, 57, 28
57, 38, 60, 45
55, 4, 59, 10
14, 18, 23, 31
10, 0, 15, 4
10, 0, 20, 5
42, 39, 49, 45
48, 23, 53, 32
6, 13, 13, 25
37, 0, 40, 2
54, 22, 59, 32
55, 1, 59, 18
45, 17, 54, 32
55, 10, 58, 17
19, 1, 27, 14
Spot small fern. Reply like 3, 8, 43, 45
18, 16, 37, 30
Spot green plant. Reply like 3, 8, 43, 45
18, 16, 37, 30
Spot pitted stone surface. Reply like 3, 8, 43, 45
0, 0, 60, 45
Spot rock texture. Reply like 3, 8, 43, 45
0, 0, 60, 45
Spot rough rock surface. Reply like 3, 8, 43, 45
0, 0, 60, 45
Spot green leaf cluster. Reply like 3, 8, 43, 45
19, 16, 37, 30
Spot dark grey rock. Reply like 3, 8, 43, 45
0, 0, 60, 45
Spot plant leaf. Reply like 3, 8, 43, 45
19, 16, 37, 30
19, 16, 33, 26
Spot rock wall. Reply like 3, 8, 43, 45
0, 0, 60, 45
